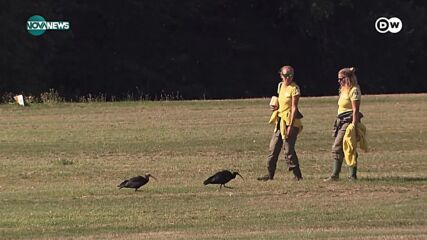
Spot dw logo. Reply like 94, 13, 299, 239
375, 17, 402, 34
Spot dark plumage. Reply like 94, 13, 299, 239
118, 174, 156, 191
203, 170, 243, 189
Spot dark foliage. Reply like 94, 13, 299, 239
1, 0, 426, 100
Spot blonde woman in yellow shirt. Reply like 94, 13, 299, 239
325, 67, 362, 181
258, 65, 303, 181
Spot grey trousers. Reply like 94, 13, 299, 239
331, 122, 349, 163
266, 126, 300, 176
331, 122, 358, 177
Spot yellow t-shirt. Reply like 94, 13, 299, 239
338, 86, 361, 115
277, 82, 302, 127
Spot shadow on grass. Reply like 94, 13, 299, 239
360, 176, 427, 182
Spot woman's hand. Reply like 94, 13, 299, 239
270, 105, 278, 111
286, 126, 293, 139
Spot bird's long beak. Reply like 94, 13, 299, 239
237, 173, 244, 180
150, 175, 157, 181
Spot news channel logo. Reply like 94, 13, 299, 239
27, 15, 70, 36
375, 17, 402, 34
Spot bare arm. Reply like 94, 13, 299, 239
351, 100, 360, 125
286, 95, 299, 138
289, 95, 300, 127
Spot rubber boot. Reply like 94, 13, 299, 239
348, 166, 357, 180
292, 166, 303, 181
257, 172, 274, 181
324, 160, 342, 181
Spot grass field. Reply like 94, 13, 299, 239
0, 94, 426, 239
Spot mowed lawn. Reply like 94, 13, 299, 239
0, 94, 426, 239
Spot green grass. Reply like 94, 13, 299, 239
0, 94, 426, 239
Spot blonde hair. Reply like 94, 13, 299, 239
339, 67, 359, 93
280, 65, 294, 75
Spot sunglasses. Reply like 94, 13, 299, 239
338, 77, 346, 81
281, 72, 293, 78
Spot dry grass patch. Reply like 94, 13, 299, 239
0, 94, 426, 239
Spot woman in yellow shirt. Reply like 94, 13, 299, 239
258, 65, 303, 181
325, 67, 362, 181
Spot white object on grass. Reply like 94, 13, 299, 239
14, 95, 25, 106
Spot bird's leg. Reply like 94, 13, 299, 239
219, 184, 223, 190
135, 188, 138, 192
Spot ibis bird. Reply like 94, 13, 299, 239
117, 174, 156, 191
203, 170, 243, 189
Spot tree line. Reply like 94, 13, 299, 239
1, 0, 426, 101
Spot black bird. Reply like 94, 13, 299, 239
203, 170, 243, 189
118, 174, 156, 191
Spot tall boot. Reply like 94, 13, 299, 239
257, 171, 274, 181
349, 166, 357, 180
324, 160, 342, 181
292, 166, 303, 181
332, 159, 342, 178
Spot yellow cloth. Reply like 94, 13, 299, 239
343, 123, 368, 167
338, 86, 362, 114
268, 82, 303, 139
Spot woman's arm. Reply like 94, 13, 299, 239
351, 100, 360, 125
289, 95, 300, 126
286, 95, 300, 138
